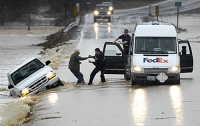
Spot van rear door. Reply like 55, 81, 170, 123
178, 40, 193, 73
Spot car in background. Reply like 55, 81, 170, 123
7, 57, 63, 97
94, 4, 112, 22
102, 2, 114, 14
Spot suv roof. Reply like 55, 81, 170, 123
96, 4, 109, 7
102, 2, 113, 6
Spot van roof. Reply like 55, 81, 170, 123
134, 24, 177, 37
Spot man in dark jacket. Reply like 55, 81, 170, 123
88, 48, 106, 85
113, 29, 131, 55
69, 49, 88, 85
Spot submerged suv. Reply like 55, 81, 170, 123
7, 57, 63, 97
93, 4, 112, 22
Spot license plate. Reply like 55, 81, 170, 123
101, 16, 104, 18
38, 86, 46, 92
147, 76, 156, 81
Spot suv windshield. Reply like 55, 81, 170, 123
96, 6, 108, 11
135, 37, 177, 54
11, 59, 45, 85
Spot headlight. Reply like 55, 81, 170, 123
107, 11, 111, 15
133, 66, 143, 72
94, 10, 99, 15
109, 7, 113, 11
169, 66, 179, 72
21, 88, 30, 97
46, 72, 56, 80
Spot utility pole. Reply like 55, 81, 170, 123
149, 4, 152, 16
175, 2, 181, 30
177, 7, 179, 29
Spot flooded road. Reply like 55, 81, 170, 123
26, 12, 200, 126
1, 0, 200, 125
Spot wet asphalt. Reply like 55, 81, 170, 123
26, 0, 200, 126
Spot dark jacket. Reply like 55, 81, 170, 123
119, 34, 131, 48
92, 51, 105, 69
68, 53, 87, 72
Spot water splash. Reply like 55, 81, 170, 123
0, 88, 8, 91
40, 47, 64, 69
0, 96, 39, 126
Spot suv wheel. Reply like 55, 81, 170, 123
58, 79, 64, 86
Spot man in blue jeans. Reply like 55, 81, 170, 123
68, 49, 88, 85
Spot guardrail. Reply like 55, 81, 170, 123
63, 16, 80, 35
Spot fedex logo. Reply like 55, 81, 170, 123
143, 58, 168, 63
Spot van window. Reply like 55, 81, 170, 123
135, 37, 177, 54
104, 45, 122, 56
179, 43, 190, 55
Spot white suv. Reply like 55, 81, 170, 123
7, 57, 63, 97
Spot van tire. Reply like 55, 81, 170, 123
108, 17, 111, 22
131, 78, 137, 86
124, 73, 130, 80
174, 77, 180, 84
168, 76, 180, 85
94, 17, 96, 22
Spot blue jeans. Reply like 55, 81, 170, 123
70, 69, 84, 84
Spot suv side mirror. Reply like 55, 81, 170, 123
8, 85, 14, 89
45, 60, 51, 66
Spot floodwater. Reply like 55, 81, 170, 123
0, 26, 63, 125
1, 0, 200, 125
26, 15, 200, 126
0, 36, 43, 100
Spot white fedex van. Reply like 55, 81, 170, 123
128, 21, 193, 85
